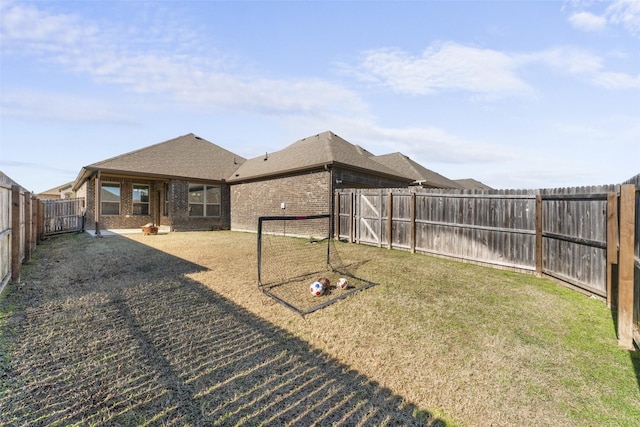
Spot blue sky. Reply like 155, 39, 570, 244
1, 0, 638, 193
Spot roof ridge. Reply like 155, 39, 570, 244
89, 133, 196, 167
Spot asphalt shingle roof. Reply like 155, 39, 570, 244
454, 178, 494, 190
371, 153, 463, 189
227, 131, 412, 182
85, 133, 245, 181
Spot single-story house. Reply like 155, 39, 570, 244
71, 130, 466, 234
72, 133, 246, 233
228, 131, 415, 232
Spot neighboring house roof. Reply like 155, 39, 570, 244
454, 178, 494, 190
371, 153, 463, 189
73, 133, 245, 190
227, 131, 413, 183
37, 181, 74, 199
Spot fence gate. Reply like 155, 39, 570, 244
43, 198, 84, 236
356, 191, 386, 247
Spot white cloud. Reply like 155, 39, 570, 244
568, 11, 607, 32
520, 47, 640, 89
0, 1, 99, 53
607, 0, 640, 36
349, 42, 639, 98
0, 2, 369, 119
590, 70, 640, 89
0, 89, 136, 123
291, 114, 521, 165
350, 42, 533, 98
357, 125, 518, 164
518, 47, 604, 74
567, 0, 640, 36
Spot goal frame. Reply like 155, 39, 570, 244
257, 214, 331, 287
256, 214, 377, 316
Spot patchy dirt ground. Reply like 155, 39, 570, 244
0, 232, 439, 426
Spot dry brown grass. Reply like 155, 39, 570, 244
1, 230, 638, 426
0, 232, 436, 426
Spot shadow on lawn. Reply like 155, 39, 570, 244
0, 234, 443, 426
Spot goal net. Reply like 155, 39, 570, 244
257, 214, 376, 315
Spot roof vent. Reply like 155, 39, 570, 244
264, 152, 268, 161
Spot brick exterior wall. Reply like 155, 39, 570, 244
230, 167, 410, 233
83, 176, 231, 232
231, 170, 332, 232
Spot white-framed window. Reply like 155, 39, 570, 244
132, 184, 150, 216
101, 182, 120, 215
188, 184, 221, 217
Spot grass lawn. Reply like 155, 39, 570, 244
1, 231, 638, 426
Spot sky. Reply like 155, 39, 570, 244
0, 0, 639, 194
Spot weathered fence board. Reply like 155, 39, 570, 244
356, 191, 386, 247
540, 186, 614, 297
336, 183, 635, 302
621, 174, 640, 349
392, 190, 537, 271
0, 182, 11, 289
0, 172, 40, 289
43, 198, 84, 235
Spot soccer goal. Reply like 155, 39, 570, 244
257, 214, 377, 315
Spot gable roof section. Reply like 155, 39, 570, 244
228, 131, 412, 183
74, 133, 245, 189
37, 181, 74, 198
371, 153, 463, 189
454, 178, 494, 190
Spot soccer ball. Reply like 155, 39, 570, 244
318, 277, 330, 288
337, 277, 349, 290
310, 281, 324, 296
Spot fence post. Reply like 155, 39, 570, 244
10, 185, 20, 283
350, 191, 355, 244
378, 190, 382, 247
617, 184, 635, 350
30, 195, 37, 252
24, 193, 32, 263
535, 194, 543, 276
387, 192, 393, 249
334, 191, 340, 239
606, 192, 619, 309
410, 192, 416, 253
37, 200, 44, 239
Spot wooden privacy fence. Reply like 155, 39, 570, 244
539, 186, 615, 297
622, 175, 640, 350
42, 198, 84, 236
335, 178, 639, 349
336, 188, 539, 270
0, 173, 39, 291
